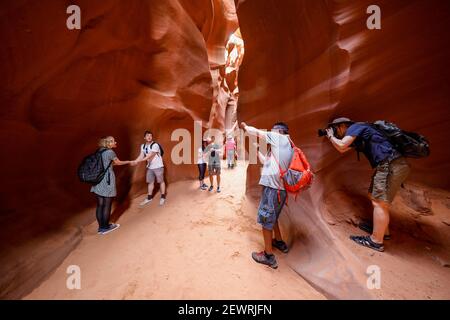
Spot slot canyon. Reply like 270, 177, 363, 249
0, 0, 449, 300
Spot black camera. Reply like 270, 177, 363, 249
318, 127, 335, 137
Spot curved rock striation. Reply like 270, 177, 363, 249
0, 0, 237, 298
1, 0, 449, 300
236, 0, 450, 299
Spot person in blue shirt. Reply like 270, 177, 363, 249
326, 117, 410, 252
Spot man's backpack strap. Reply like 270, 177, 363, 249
150, 142, 159, 154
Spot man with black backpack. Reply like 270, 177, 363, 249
325, 117, 421, 252
133, 131, 166, 206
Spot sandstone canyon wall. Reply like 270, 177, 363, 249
0, 0, 237, 298
1, 0, 449, 300
236, 0, 450, 298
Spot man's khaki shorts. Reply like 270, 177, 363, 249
146, 167, 164, 184
369, 157, 410, 203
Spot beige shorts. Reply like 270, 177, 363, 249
146, 167, 164, 184
369, 157, 411, 203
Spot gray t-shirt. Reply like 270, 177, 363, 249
205, 143, 221, 166
259, 132, 293, 190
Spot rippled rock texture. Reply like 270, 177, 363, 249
237, 0, 450, 298
0, 0, 237, 298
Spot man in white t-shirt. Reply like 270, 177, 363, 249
241, 121, 293, 269
133, 131, 166, 206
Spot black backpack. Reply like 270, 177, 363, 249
77, 148, 112, 185
143, 142, 164, 157
371, 120, 430, 158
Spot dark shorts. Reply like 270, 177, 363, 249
369, 157, 410, 203
208, 162, 221, 175
257, 186, 287, 230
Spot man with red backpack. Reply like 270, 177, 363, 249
241, 121, 312, 269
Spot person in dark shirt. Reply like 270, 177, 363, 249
326, 118, 411, 252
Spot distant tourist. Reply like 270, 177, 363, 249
197, 140, 209, 190
225, 135, 237, 169
205, 136, 222, 193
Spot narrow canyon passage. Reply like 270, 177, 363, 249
1, 0, 450, 300
25, 161, 325, 300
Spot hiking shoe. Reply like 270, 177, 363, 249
272, 239, 289, 253
217, 187, 221, 193
100, 223, 120, 235
358, 221, 391, 240
159, 197, 166, 206
208, 186, 214, 192
139, 198, 152, 207
251, 251, 278, 269
350, 235, 384, 252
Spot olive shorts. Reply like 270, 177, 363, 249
369, 157, 411, 203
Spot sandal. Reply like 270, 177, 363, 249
358, 221, 391, 240
350, 235, 384, 252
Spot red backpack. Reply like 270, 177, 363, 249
273, 138, 314, 202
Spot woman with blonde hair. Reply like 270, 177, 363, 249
91, 136, 131, 235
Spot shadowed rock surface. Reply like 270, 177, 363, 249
1, 0, 449, 299
236, 0, 450, 298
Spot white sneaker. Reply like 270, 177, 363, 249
159, 198, 166, 206
139, 198, 152, 207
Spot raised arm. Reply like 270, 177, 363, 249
240, 122, 268, 140
326, 128, 355, 153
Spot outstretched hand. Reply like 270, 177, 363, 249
130, 160, 139, 166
